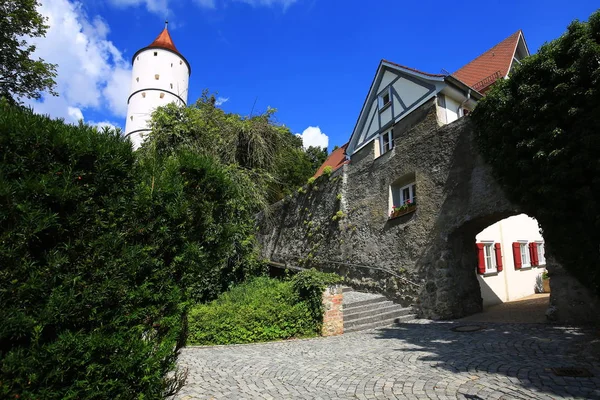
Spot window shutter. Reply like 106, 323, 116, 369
494, 243, 503, 272
476, 243, 485, 275
512, 242, 522, 269
530, 243, 539, 266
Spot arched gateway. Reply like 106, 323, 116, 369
259, 30, 599, 322
258, 105, 599, 322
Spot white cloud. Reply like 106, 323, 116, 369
194, 0, 216, 8
296, 126, 328, 149
108, 0, 171, 16
89, 120, 122, 131
232, 0, 298, 8
25, 0, 131, 125
67, 106, 84, 122
215, 96, 229, 106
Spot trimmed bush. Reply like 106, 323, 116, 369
0, 103, 263, 398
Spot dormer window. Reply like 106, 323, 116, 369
378, 87, 392, 110
154, 52, 158, 56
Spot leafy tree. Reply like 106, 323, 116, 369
472, 10, 600, 296
0, 0, 57, 101
142, 91, 320, 204
305, 145, 328, 172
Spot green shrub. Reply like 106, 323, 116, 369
0, 103, 263, 398
322, 165, 333, 177
306, 176, 316, 186
0, 103, 183, 398
187, 277, 315, 345
291, 269, 342, 332
472, 10, 600, 295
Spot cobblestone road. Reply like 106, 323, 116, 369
175, 321, 600, 399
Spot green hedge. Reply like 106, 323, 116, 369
0, 103, 263, 398
187, 270, 341, 345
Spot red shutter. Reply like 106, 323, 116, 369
528, 243, 537, 266
530, 243, 539, 266
512, 242, 522, 269
476, 243, 486, 274
494, 243, 503, 272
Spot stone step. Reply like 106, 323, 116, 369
343, 299, 394, 314
343, 295, 389, 310
341, 286, 354, 293
344, 307, 414, 329
344, 303, 410, 322
344, 314, 416, 333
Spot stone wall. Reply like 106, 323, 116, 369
321, 285, 343, 336
546, 256, 600, 324
258, 100, 600, 323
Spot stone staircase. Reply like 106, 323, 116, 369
342, 286, 416, 333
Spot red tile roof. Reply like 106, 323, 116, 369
382, 60, 446, 78
313, 143, 349, 178
454, 30, 522, 93
148, 27, 180, 55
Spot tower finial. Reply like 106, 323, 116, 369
165, 20, 168, 29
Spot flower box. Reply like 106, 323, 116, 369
389, 203, 417, 220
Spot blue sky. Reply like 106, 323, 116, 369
29, 0, 598, 150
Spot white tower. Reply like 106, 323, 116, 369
124, 22, 191, 149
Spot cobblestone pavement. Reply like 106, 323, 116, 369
175, 320, 600, 400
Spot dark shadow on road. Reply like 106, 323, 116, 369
371, 321, 600, 399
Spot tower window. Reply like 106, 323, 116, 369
160, 93, 165, 99
155, 74, 159, 80
171, 63, 173, 67
137, 56, 139, 61
154, 52, 157, 56
130, 116, 133, 121
136, 77, 139, 82
170, 83, 173, 89
180, 60, 183, 65
142, 92, 146, 98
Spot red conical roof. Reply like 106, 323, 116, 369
132, 23, 191, 75
148, 26, 180, 54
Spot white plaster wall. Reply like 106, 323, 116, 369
380, 104, 393, 127
125, 48, 190, 148
364, 102, 379, 139
379, 70, 397, 89
475, 214, 546, 308
392, 77, 429, 107
444, 96, 460, 124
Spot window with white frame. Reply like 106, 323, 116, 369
483, 242, 497, 273
378, 87, 391, 110
537, 241, 546, 265
519, 241, 530, 267
380, 130, 394, 155
393, 183, 416, 206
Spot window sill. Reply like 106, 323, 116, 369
481, 270, 499, 277
379, 102, 392, 113
389, 205, 416, 220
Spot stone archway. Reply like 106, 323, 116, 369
258, 101, 598, 323
418, 211, 520, 320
